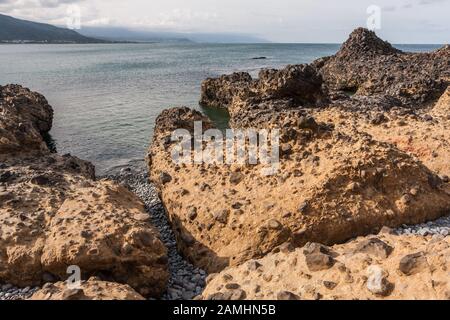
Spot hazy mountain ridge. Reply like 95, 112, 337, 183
0, 13, 104, 43
78, 26, 269, 43
0, 13, 268, 44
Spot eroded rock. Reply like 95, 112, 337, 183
202, 234, 450, 300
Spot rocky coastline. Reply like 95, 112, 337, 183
1, 28, 449, 300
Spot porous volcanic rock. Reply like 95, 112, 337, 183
201, 233, 450, 300
313, 86, 450, 178
201, 28, 448, 113
200, 64, 328, 110
0, 84, 53, 154
0, 85, 169, 298
200, 72, 253, 108
30, 278, 145, 300
148, 106, 450, 273
318, 28, 449, 109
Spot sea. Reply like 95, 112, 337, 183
0, 43, 442, 174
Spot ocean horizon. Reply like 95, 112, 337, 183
0, 42, 443, 174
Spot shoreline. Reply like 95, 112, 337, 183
1, 27, 449, 301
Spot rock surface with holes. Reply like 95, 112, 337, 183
30, 278, 145, 300
0, 85, 169, 298
201, 233, 450, 300
148, 106, 450, 274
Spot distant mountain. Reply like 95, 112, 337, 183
78, 26, 269, 44
0, 13, 105, 43
0, 13, 268, 44
78, 26, 191, 43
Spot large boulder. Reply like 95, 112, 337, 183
200, 65, 327, 110
200, 72, 253, 108
313, 87, 450, 178
148, 107, 450, 273
318, 28, 449, 108
30, 278, 145, 300
201, 233, 450, 300
0, 85, 169, 298
0, 84, 53, 154
255, 64, 327, 106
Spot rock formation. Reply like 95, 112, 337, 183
200, 28, 449, 112
200, 72, 253, 108
30, 278, 145, 300
317, 28, 449, 109
0, 84, 53, 154
148, 107, 450, 273
0, 84, 169, 298
201, 232, 450, 300
149, 29, 450, 277
313, 87, 450, 178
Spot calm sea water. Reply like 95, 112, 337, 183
0, 43, 442, 174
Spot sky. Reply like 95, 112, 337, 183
0, 0, 449, 43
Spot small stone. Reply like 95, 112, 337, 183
303, 242, 331, 255
304, 252, 335, 272
222, 274, 233, 282
229, 289, 246, 300
355, 237, 393, 259
225, 283, 240, 290
277, 291, 300, 300
298, 202, 309, 214
229, 172, 244, 185
366, 265, 392, 296
187, 208, 198, 221
323, 281, 337, 290
247, 260, 262, 271
214, 209, 230, 224
159, 172, 172, 184
280, 143, 293, 156
297, 116, 318, 131
267, 219, 282, 230
399, 252, 427, 276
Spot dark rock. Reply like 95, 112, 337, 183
160, 172, 172, 185
277, 291, 300, 300
230, 172, 244, 185
304, 252, 335, 272
30, 175, 51, 186
399, 252, 428, 275
355, 237, 393, 259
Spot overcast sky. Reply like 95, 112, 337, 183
0, 0, 449, 43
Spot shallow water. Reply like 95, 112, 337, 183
0, 43, 442, 174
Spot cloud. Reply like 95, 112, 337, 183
382, 5, 397, 12
129, 8, 219, 31
419, 0, 448, 4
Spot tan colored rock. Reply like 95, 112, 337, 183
201, 234, 450, 300
30, 279, 145, 300
0, 85, 169, 298
313, 87, 450, 178
200, 72, 253, 108
148, 107, 450, 273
